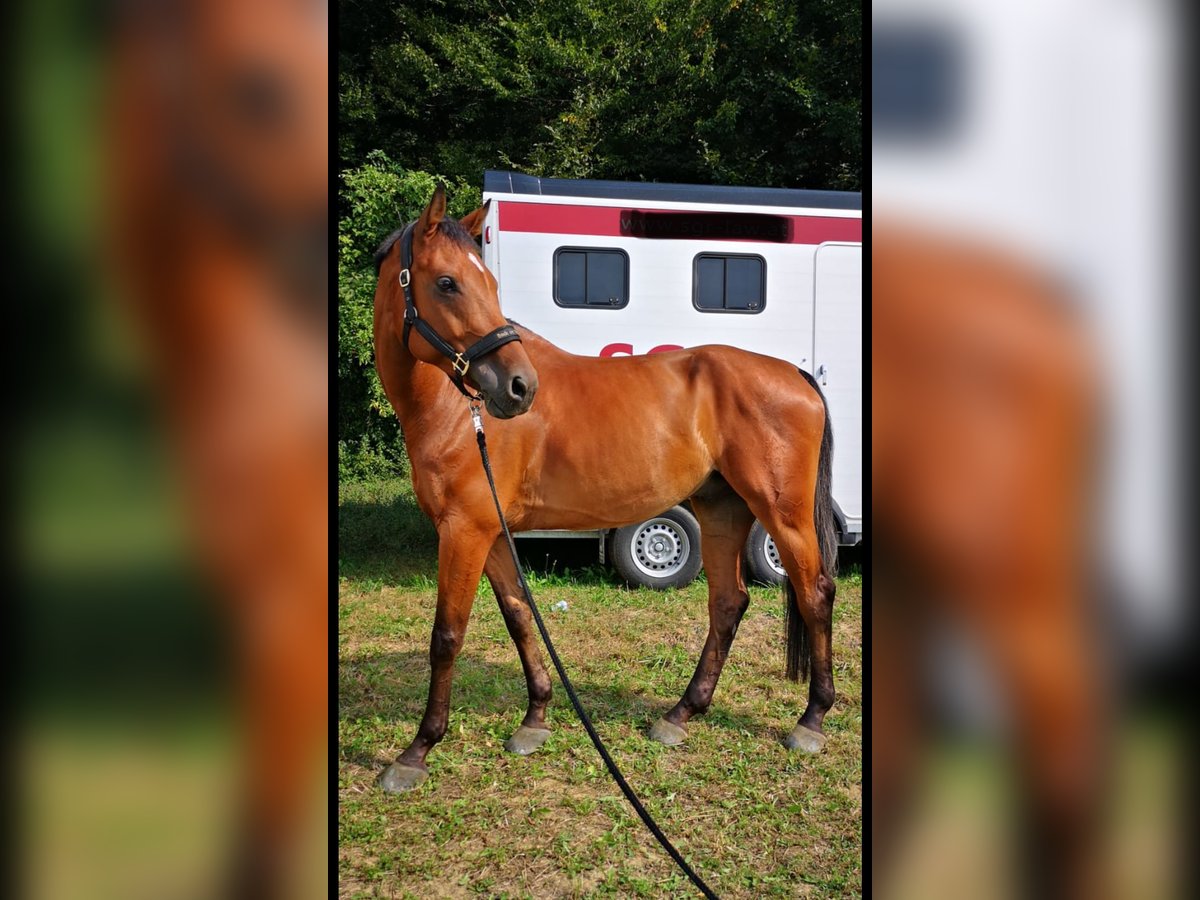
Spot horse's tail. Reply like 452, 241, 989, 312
786, 369, 837, 682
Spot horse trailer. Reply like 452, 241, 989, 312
479, 170, 862, 588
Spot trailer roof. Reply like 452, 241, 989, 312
484, 170, 861, 212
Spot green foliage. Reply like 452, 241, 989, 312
337, 154, 481, 470
339, 0, 861, 190
337, 437, 406, 483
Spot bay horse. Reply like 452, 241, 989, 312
372, 185, 839, 792
873, 224, 1105, 899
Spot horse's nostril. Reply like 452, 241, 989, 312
510, 376, 528, 400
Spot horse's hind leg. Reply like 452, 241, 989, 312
648, 486, 756, 746
378, 523, 491, 793
969, 582, 1104, 898
484, 537, 554, 755
764, 515, 837, 752
790, 570, 837, 751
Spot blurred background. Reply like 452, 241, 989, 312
9, 0, 1193, 894
6, 1, 327, 898
873, 0, 1189, 897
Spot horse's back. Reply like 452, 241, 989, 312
520, 329, 821, 410
521, 335, 823, 440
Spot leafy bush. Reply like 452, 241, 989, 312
339, 0, 861, 191
337, 153, 482, 476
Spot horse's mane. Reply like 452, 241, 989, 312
374, 218, 480, 274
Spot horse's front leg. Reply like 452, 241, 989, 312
378, 521, 494, 792
484, 537, 555, 755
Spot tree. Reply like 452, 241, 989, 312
337, 0, 861, 467
338, 0, 861, 189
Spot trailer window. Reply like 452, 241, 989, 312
693, 254, 765, 313
553, 248, 629, 308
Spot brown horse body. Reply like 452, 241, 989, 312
873, 225, 1104, 898
373, 188, 838, 790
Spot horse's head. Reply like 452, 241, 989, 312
379, 185, 538, 419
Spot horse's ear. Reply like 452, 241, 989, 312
417, 183, 447, 238
458, 199, 491, 239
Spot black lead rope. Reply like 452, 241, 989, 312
469, 403, 720, 900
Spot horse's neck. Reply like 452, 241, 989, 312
386, 339, 459, 438
516, 330, 568, 367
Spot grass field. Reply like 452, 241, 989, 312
339, 477, 862, 898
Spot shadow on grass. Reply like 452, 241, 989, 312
339, 649, 773, 765
338, 480, 436, 584
338, 480, 623, 588
337, 477, 862, 589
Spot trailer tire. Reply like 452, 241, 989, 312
744, 521, 788, 586
610, 506, 702, 589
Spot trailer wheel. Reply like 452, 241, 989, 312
744, 521, 788, 586
610, 506, 702, 589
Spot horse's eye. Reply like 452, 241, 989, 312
436, 277, 457, 293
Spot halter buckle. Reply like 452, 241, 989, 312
398, 268, 411, 288
452, 354, 470, 377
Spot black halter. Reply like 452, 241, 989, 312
397, 222, 522, 399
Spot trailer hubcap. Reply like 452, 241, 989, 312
631, 519, 689, 578
764, 534, 786, 577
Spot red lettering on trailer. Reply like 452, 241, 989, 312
600, 343, 634, 357
599, 343, 685, 357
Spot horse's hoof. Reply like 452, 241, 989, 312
504, 726, 552, 755
377, 762, 428, 793
784, 724, 827, 753
648, 718, 688, 746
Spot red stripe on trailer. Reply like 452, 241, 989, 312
497, 201, 861, 244
788, 216, 862, 244
499, 202, 624, 237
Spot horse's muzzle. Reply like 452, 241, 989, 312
482, 372, 537, 419
473, 356, 538, 419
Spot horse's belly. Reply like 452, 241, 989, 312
521, 455, 710, 531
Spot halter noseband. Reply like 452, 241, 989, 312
397, 222, 522, 399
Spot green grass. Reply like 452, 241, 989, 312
339, 477, 862, 898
